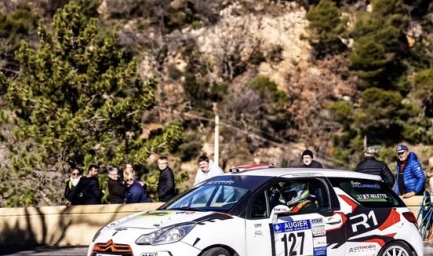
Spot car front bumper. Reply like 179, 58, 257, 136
87, 239, 201, 256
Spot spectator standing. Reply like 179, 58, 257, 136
66, 165, 103, 207
193, 155, 224, 186
123, 162, 147, 189
354, 146, 395, 188
64, 168, 83, 205
425, 157, 433, 192
394, 144, 426, 198
107, 167, 125, 204
124, 172, 151, 203
157, 156, 176, 202
300, 150, 323, 168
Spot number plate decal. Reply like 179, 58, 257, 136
141, 253, 158, 256
271, 219, 327, 256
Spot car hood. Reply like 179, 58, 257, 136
109, 210, 231, 229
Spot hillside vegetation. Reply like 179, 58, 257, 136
0, 0, 432, 206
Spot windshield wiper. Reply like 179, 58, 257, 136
170, 207, 202, 211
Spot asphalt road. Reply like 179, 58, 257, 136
0, 246, 88, 256
2, 244, 433, 255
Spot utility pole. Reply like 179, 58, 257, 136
213, 102, 219, 165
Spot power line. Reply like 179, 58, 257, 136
154, 106, 337, 166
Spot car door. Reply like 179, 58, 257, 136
245, 177, 346, 256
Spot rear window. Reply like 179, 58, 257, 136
329, 178, 406, 208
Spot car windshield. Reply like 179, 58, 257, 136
329, 177, 406, 208
160, 175, 272, 212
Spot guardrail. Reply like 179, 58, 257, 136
0, 197, 424, 248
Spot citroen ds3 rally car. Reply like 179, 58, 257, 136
88, 166, 423, 256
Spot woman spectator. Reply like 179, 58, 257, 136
64, 168, 83, 205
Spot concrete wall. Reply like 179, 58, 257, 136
0, 203, 163, 248
0, 197, 425, 248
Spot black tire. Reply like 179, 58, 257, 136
202, 247, 231, 256
378, 241, 412, 256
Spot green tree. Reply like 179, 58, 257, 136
0, 3, 183, 207
349, 0, 408, 90
413, 68, 433, 115
0, 6, 38, 76
353, 88, 417, 143
306, 0, 347, 57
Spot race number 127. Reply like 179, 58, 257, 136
281, 232, 305, 256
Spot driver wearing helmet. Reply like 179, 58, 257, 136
281, 182, 315, 214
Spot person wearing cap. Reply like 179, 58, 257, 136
300, 149, 323, 168
394, 144, 426, 198
354, 146, 394, 188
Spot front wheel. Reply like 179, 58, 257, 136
379, 241, 412, 256
202, 247, 231, 256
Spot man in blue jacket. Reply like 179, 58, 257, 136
394, 144, 426, 198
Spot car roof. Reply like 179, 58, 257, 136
225, 167, 382, 181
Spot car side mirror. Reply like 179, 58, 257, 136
270, 205, 291, 223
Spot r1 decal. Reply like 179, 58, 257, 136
271, 219, 326, 256
350, 210, 378, 233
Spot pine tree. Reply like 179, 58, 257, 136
0, 3, 183, 207
306, 0, 347, 57
349, 0, 408, 90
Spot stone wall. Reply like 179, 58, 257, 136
0, 197, 424, 248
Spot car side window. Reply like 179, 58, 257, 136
251, 192, 268, 219
249, 178, 332, 219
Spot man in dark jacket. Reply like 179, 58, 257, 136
354, 146, 395, 188
301, 150, 323, 168
107, 167, 125, 204
157, 156, 176, 202
66, 165, 103, 207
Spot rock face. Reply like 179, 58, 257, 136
97, 0, 356, 170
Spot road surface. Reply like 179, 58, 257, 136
2, 244, 433, 255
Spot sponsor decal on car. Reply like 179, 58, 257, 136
311, 217, 323, 225
357, 194, 387, 200
270, 219, 327, 256
312, 225, 326, 237
207, 180, 235, 185
350, 181, 380, 189
348, 244, 377, 253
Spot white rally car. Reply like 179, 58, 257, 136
88, 166, 423, 256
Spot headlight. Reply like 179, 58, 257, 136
136, 222, 196, 245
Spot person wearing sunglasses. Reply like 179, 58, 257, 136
66, 164, 103, 207
64, 168, 83, 205
124, 173, 151, 204
394, 144, 426, 198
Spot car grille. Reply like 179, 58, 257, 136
92, 239, 133, 256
